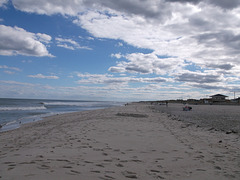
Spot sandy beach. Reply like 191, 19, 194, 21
154, 103, 240, 134
0, 103, 239, 179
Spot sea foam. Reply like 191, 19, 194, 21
0, 106, 46, 111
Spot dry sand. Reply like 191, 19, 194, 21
0, 103, 239, 179
154, 103, 240, 134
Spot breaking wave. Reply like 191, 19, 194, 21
41, 101, 115, 107
0, 106, 47, 111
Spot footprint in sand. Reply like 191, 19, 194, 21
122, 171, 138, 179
119, 160, 128, 163
115, 163, 124, 167
19, 161, 36, 165
84, 160, 94, 164
147, 169, 165, 179
8, 165, 16, 171
150, 169, 161, 173
196, 169, 207, 171
38, 164, 50, 170
104, 175, 115, 179
96, 164, 105, 167
214, 166, 222, 170
62, 166, 73, 169
91, 170, 101, 173
70, 170, 81, 174
194, 155, 205, 160
102, 152, 108, 156
131, 159, 142, 163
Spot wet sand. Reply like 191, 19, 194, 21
0, 103, 239, 179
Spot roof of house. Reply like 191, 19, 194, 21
210, 94, 228, 97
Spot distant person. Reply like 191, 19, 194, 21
166, 101, 168, 107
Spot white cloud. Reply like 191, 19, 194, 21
109, 52, 186, 75
21, 60, 32, 63
4, 70, 15, 74
0, 80, 35, 86
116, 42, 123, 47
0, 0, 8, 8
87, 36, 94, 40
28, 73, 59, 79
10, 0, 172, 21
0, 65, 21, 71
3, 0, 240, 96
76, 72, 168, 85
75, 5, 240, 63
175, 71, 225, 84
8, 1, 240, 67
0, 25, 53, 57
11, 0, 240, 18
74, 11, 176, 50
111, 53, 122, 59
55, 37, 92, 50
11, 0, 84, 16
37, 33, 52, 44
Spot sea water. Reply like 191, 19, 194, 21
0, 98, 124, 132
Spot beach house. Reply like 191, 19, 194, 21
210, 94, 228, 103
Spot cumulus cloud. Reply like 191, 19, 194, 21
166, 0, 240, 9
55, 37, 92, 50
74, 11, 179, 52
10, 0, 172, 21
76, 73, 127, 84
0, 79, 175, 101
109, 52, 186, 75
73, 4, 240, 70
111, 53, 122, 59
4, 0, 240, 94
8, 1, 240, 65
205, 63, 234, 71
166, 0, 201, 3
11, 0, 84, 16
0, 0, 8, 8
76, 72, 168, 85
37, 33, 52, 44
207, 0, 240, 10
0, 25, 53, 57
175, 71, 224, 84
11, 0, 240, 21
28, 73, 59, 79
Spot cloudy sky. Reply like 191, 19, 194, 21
1, 0, 240, 101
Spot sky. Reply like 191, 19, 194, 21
0, 0, 240, 101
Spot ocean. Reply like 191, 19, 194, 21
0, 98, 124, 132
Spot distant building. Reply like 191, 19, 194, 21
231, 97, 240, 104
210, 94, 228, 103
200, 98, 212, 104
187, 99, 199, 104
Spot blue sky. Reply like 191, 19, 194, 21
1, 0, 240, 101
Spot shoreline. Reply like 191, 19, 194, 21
0, 105, 124, 133
0, 98, 125, 133
0, 103, 239, 179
